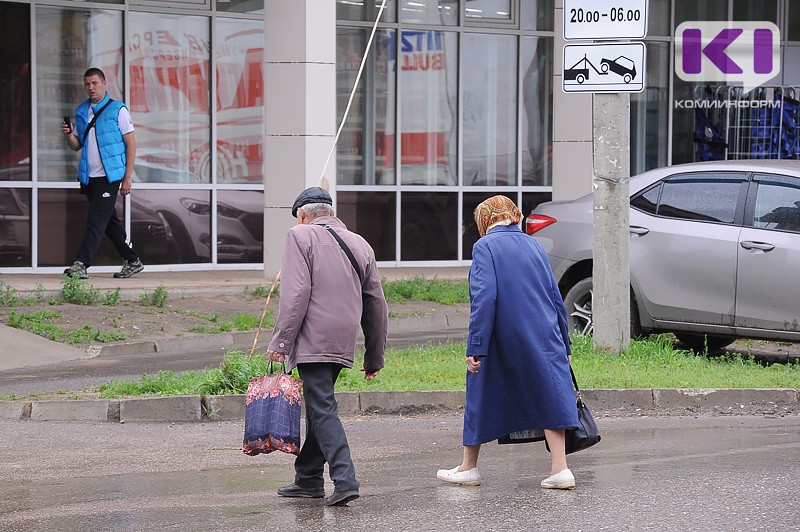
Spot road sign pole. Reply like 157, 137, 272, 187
592, 92, 631, 353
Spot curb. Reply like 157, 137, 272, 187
1, 388, 797, 423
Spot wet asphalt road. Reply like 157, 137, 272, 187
1, 414, 798, 531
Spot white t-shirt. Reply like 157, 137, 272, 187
72, 102, 134, 178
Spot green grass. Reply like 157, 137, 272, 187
0, 280, 45, 307
92, 336, 800, 398
7, 310, 127, 344
382, 277, 469, 305
139, 285, 169, 308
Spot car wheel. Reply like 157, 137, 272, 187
600, 62, 609, 73
623, 73, 633, 83
563, 277, 642, 337
674, 333, 735, 353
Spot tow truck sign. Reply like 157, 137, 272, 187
562, 42, 646, 93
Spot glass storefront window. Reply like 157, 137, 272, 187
216, 18, 264, 184
466, 0, 512, 21
129, 13, 210, 184
521, 0, 553, 31
521, 36, 552, 186
337, 0, 397, 22
36, 8, 123, 183
217, 190, 263, 263
37, 189, 122, 267
216, 0, 264, 15
0, 2, 31, 183
132, 190, 211, 264
632, 42, 669, 174
0, 188, 31, 267
674, 0, 726, 26
337, 191, 396, 260
462, 33, 517, 186
789, 0, 800, 40
399, 30, 457, 185
400, 0, 458, 25
400, 192, 457, 260
733, 0, 778, 23
337, 28, 396, 185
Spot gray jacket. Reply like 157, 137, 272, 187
268, 216, 388, 371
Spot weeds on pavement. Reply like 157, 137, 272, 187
139, 285, 168, 308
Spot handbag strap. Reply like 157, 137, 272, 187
569, 364, 583, 401
324, 225, 364, 284
82, 98, 114, 145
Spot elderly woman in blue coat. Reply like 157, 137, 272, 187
437, 195, 579, 489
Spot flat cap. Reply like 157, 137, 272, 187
291, 186, 332, 218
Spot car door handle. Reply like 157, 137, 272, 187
740, 241, 775, 252
629, 226, 649, 235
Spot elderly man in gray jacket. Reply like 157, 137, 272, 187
268, 187, 388, 507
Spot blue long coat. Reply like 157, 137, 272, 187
463, 224, 579, 446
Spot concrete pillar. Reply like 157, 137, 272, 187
263, 0, 337, 277
592, 93, 630, 353
552, 0, 594, 201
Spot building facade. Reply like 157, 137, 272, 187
1, 0, 798, 274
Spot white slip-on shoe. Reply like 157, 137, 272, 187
541, 468, 575, 489
436, 466, 482, 486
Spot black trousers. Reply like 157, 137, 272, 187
76, 177, 138, 267
294, 363, 359, 493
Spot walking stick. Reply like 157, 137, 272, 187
249, 269, 281, 359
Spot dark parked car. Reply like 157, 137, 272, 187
600, 56, 636, 83
526, 160, 800, 351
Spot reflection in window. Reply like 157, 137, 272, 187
129, 13, 210, 184
337, 0, 397, 22
217, 0, 264, 15
400, 0, 457, 25
36, 8, 123, 183
754, 181, 800, 233
631, 42, 669, 174
132, 190, 210, 264
674, 0, 727, 26
466, 0, 512, 20
401, 192, 457, 260
521, 0, 554, 30
0, 2, 31, 182
399, 30, 457, 185
0, 188, 31, 266
463, 33, 517, 186
217, 191, 264, 263
646, 0, 670, 36
521, 36, 553, 186
216, 18, 264, 184
37, 189, 122, 266
631, 183, 662, 214
337, 191, 396, 261
337, 29, 395, 185
658, 179, 743, 223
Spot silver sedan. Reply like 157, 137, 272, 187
527, 160, 800, 351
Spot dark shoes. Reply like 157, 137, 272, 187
277, 484, 325, 499
114, 259, 144, 278
324, 490, 360, 507
277, 484, 359, 506
64, 261, 88, 280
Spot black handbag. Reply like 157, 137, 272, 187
499, 365, 600, 454
546, 365, 601, 454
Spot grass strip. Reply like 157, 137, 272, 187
94, 335, 800, 399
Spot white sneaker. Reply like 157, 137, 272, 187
541, 468, 575, 489
436, 466, 482, 486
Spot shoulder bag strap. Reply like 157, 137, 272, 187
569, 364, 583, 402
324, 225, 364, 285
82, 99, 114, 146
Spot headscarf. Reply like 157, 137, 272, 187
474, 195, 522, 237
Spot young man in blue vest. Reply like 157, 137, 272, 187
61, 67, 143, 279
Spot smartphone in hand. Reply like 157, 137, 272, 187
63, 115, 72, 132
